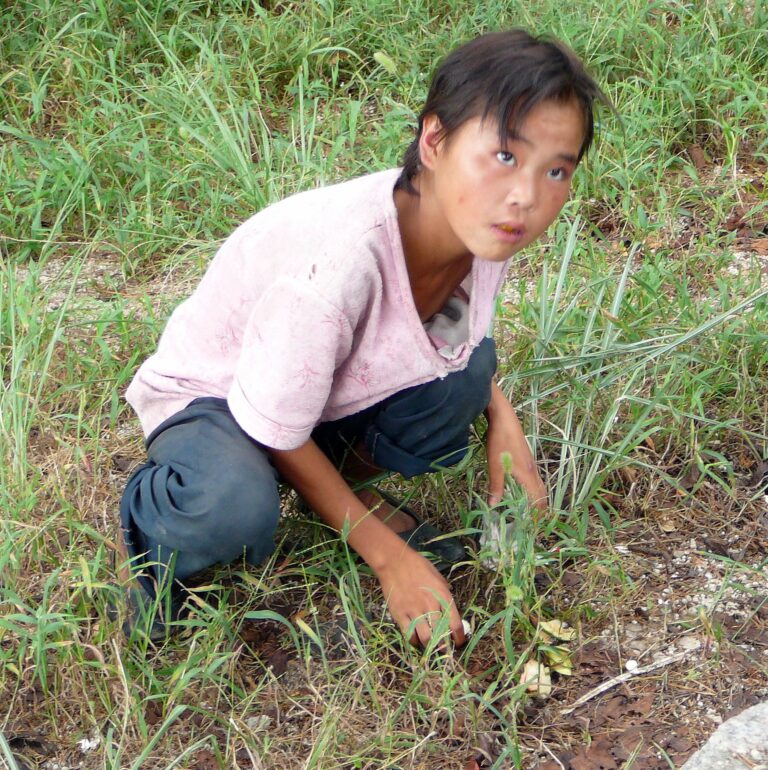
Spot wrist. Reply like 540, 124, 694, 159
346, 518, 409, 574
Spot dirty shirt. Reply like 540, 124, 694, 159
126, 168, 510, 450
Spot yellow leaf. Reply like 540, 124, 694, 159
539, 619, 576, 642
553, 661, 574, 676
542, 645, 571, 667
295, 617, 322, 648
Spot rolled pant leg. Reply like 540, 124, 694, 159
119, 397, 281, 593
313, 336, 497, 478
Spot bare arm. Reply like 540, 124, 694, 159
485, 381, 547, 509
270, 439, 465, 647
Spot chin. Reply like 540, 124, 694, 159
475, 251, 514, 263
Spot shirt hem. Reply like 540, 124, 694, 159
228, 382, 313, 450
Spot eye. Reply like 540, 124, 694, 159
496, 151, 516, 166
548, 167, 570, 181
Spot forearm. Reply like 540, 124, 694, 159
486, 381, 537, 471
486, 379, 515, 421
270, 439, 405, 572
485, 380, 546, 508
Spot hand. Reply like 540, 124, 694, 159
271, 440, 466, 648
486, 383, 547, 510
374, 545, 465, 649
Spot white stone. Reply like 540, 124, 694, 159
78, 735, 101, 753
678, 636, 701, 652
681, 702, 768, 770
246, 715, 273, 733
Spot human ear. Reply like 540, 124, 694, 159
418, 114, 445, 170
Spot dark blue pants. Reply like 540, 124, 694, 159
120, 338, 496, 592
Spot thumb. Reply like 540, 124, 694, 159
488, 450, 513, 506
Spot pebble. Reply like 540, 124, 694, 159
246, 715, 273, 733
678, 636, 701, 652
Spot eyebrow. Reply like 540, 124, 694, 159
503, 130, 579, 165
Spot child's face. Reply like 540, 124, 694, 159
422, 97, 586, 262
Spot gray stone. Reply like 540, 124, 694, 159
681, 701, 768, 769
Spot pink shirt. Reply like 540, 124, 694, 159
126, 169, 510, 450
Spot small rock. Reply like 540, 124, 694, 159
246, 715, 272, 733
78, 734, 101, 753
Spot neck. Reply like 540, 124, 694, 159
394, 177, 472, 281
394, 178, 473, 321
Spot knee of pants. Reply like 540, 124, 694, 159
188, 466, 282, 552
122, 456, 281, 561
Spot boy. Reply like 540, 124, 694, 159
118, 29, 607, 646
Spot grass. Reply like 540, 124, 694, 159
2, 0, 768, 767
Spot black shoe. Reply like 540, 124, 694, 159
375, 490, 468, 570
112, 536, 183, 643
121, 581, 185, 643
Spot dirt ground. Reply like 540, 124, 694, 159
520, 475, 768, 770
6, 472, 767, 770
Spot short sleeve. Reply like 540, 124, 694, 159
227, 278, 354, 449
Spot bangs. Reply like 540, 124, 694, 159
398, 29, 611, 194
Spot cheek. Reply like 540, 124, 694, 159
545, 187, 571, 215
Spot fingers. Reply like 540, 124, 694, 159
408, 614, 464, 649
405, 599, 466, 650
487, 460, 504, 507
449, 602, 466, 647
413, 617, 433, 648
489, 455, 548, 510
520, 475, 548, 511
378, 549, 467, 650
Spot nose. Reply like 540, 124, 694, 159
505, 171, 537, 211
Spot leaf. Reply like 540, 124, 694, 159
553, 661, 574, 676
542, 644, 571, 665
539, 619, 576, 642
687, 144, 709, 171
294, 617, 322, 648
243, 609, 300, 650
542, 645, 574, 676
520, 659, 552, 698
747, 460, 768, 487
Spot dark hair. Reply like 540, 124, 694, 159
397, 29, 611, 194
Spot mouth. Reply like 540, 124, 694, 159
493, 223, 526, 243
